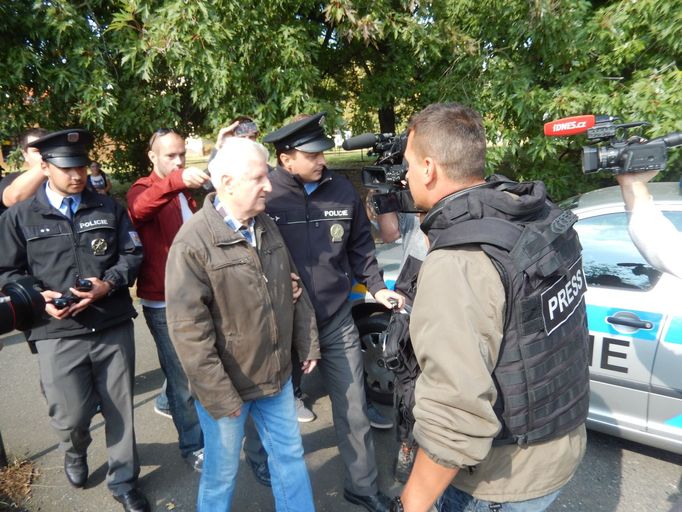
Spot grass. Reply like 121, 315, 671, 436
325, 148, 372, 169
0, 457, 36, 511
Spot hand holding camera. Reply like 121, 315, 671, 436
52, 278, 92, 310
44, 277, 112, 319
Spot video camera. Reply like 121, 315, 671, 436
544, 114, 682, 174
342, 132, 420, 214
0, 277, 46, 336
52, 278, 93, 310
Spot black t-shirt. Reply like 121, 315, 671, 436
0, 172, 21, 216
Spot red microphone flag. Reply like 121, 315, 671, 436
543, 115, 596, 137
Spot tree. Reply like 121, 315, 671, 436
0, 0, 679, 197
428, 0, 682, 199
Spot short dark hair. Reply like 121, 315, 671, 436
407, 103, 486, 182
230, 115, 254, 125
19, 128, 49, 150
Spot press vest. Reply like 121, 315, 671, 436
423, 175, 590, 446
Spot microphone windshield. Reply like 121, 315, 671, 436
342, 133, 379, 151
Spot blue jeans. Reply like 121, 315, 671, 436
143, 306, 203, 457
155, 381, 169, 410
437, 486, 561, 512
195, 378, 314, 512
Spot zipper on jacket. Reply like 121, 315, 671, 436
303, 190, 317, 306
249, 233, 281, 377
67, 211, 84, 284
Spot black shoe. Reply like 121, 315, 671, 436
343, 489, 391, 512
64, 454, 88, 488
113, 489, 150, 512
246, 457, 271, 487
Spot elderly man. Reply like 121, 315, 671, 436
166, 137, 320, 512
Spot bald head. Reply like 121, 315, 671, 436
148, 131, 186, 178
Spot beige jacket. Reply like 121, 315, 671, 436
411, 246, 586, 502
166, 194, 320, 419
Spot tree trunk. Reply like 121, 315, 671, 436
378, 105, 396, 134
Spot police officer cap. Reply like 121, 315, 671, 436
262, 112, 334, 153
27, 129, 93, 168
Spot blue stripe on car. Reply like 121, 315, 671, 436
664, 317, 682, 345
348, 279, 396, 302
664, 415, 682, 429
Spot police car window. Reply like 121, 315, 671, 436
574, 212, 674, 291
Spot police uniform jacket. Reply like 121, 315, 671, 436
0, 185, 143, 341
266, 166, 386, 324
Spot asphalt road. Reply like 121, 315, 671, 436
1, 309, 681, 511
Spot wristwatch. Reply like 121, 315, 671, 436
104, 279, 117, 296
389, 496, 405, 512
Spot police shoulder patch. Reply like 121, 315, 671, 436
129, 231, 143, 247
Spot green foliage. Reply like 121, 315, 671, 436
0, 0, 679, 197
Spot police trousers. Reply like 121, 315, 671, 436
35, 320, 139, 494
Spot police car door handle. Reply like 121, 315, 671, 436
606, 316, 653, 330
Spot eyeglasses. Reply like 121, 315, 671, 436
148, 128, 181, 151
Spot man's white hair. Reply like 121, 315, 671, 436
208, 137, 269, 186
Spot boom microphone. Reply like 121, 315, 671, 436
543, 115, 597, 137
652, 132, 682, 149
342, 133, 391, 151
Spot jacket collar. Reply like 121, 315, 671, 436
32, 183, 103, 216
201, 192, 267, 246
421, 175, 548, 234
272, 165, 333, 192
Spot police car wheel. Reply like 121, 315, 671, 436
357, 311, 394, 405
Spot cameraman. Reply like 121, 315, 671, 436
616, 171, 682, 279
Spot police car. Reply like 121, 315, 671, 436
349, 242, 403, 405
352, 182, 682, 454
564, 182, 682, 455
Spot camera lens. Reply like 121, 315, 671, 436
581, 146, 599, 173
0, 277, 46, 335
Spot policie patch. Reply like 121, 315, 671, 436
541, 257, 587, 335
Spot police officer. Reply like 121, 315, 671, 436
255, 113, 405, 512
0, 129, 149, 512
